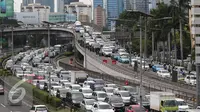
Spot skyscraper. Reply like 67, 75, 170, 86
22, 0, 34, 6
35, 0, 64, 12
123, 0, 149, 14
103, 0, 124, 30
64, 0, 79, 4
93, 0, 103, 20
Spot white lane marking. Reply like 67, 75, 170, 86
1, 103, 6, 107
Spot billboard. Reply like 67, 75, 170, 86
15, 12, 39, 24
0, 0, 14, 17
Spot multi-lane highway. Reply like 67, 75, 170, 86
75, 33, 196, 104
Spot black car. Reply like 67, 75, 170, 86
65, 91, 84, 107
104, 95, 125, 112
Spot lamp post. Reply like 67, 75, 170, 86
11, 26, 14, 62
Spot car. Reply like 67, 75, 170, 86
56, 88, 69, 100
114, 91, 131, 105
118, 49, 128, 56
29, 105, 48, 112
102, 87, 114, 96
175, 98, 189, 112
50, 86, 62, 96
91, 101, 114, 112
66, 91, 84, 107
126, 105, 148, 112
0, 85, 4, 95
69, 84, 81, 91
111, 53, 120, 60
83, 80, 95, 88
130, 95, 150, 111
152, 64, 164, 72
80, 99, 96, 112
157, 69, 171, 78
15, 70, 24, 79
62, 82, 72, 89
79, 87, 93, 99
38, 80, 47, 90
184, 75, 196, 85
104, 95, 125, 112
118, 55, 130, 63
121, 86, 138, 96
92, 91, 107, 101
102, 48, 113, 57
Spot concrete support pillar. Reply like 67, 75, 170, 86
8, 37, 12, 48
196, 64, 200, 106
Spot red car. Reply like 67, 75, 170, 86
126, 105, 148, 112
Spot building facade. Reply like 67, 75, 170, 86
14, 12, 39, 24
124, 0, 149, 14
103, 0, 124, 30
93, 0, 103, 20
94, 5, 106, 27
21, 3, 50, 23
35, 0, 64, 12
65, 2, 92, 22
64, 0, 79, 4
191, 0, 200, 105
22, 0, 34, 6
49, 13, 76, 23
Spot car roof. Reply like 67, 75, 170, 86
81, 87, 92, 90
96, 101, 109, 105
175, 98, 184, 101
33, 105, 46, 107
130, 105, 140, 107
103, 87, 114, 89
94, 91, 106, 93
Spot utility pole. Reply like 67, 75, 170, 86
168, 32, 171, 64
11, 26, 14, 62
129, 32, 132, 67
152, 32, 154, 60
139, 15, 143, 112
179, 17, 183, 66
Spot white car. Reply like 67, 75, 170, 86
102, 48, 112, 57
91, 102, 114, 112
79, 88, 93, 99
81, 99, 96, 112
157, 69, 171, 78
15, 70, 24, 78
92, 91, 107, 101
184, 75, 196, 85
102, 87, 114, 96
38, 80, 47, 90
29, 105, 48, 112
69, 84, 81, 91
175, 98, 189, 111
50, 86, 62, 96
115, 91, 131, 105
118, 49, 129, 55
83, 81, 95, 88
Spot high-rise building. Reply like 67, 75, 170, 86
191, 0, 200, 105
124, 0, 149, 14
103, 0, 124, 30
94, 5, 106, 27
22, 0, 34, 6
35, 0, 64, 12
65, 2, 92, 22
21, 3, 50, 23
93, 0, 103, 21
64, 0, 79, 4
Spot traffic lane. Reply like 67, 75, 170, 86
0, 90, 30, 112
80, 44, 196, 96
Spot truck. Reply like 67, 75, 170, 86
70, 71, 88, 85
150, 92, 178, 112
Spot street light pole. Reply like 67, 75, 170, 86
139, 15, 143, 112
11, 26, 14, 62
152, 32, 154, 60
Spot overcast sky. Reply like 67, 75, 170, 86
14, 0, 92, 12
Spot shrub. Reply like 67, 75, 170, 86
49, 96, 62, 108
33, 87, 49, 103
64, 52, 74, 57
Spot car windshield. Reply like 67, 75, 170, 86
161, 70, 169, 73
106, 88, 114, 93
82, 89, 92, 93
156, 65, 163, 68
191, 76, 196, 80
163, 100, 177, 107
36, 107, 47, 111
104, 49, 112, 52
111, 97, 123, 103
177, 101, 187, 106
121, 92, 130, 97
72, 86, 80, 90
85, 100, 96, 105
126, 87, 136, 92
99, 104, 112, 109
72, 93, 83, 99
98, 93, 107, 98
121, 56, 128, 59
17, 71, 23, 74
